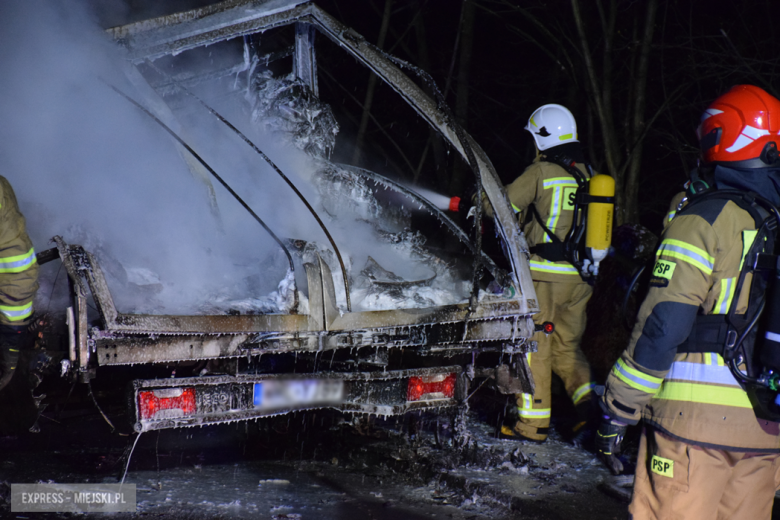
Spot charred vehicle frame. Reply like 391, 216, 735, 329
32, 0, 541, 434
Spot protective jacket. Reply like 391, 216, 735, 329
664, 191, 686, 229
0, 175, 38, 325
504, 143, 593, 283
603, 166, 780, 452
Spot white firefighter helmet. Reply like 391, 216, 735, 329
524, 104, 578, 151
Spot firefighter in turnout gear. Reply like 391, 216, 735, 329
599, 85, 780, 519
0, 176, 38, 392
498, 104, 599, 443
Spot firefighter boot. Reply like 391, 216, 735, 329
572, 392, 600, 449
0, 325, 25, 392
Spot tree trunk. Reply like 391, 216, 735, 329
352, 0, 393, 166
623, 0, 659, 224
411, 1, 447, 188
571, 0, 626, 220
450, 0, 476, 195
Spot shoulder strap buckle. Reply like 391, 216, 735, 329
726, 330, 738, 349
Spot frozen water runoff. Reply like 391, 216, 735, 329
0, 409, 630, 520
0, 0, 470, 317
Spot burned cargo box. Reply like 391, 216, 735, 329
29, 0, 540, 434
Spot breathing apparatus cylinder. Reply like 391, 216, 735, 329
584, 174, 615, 274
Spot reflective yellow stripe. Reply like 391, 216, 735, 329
0, 302, 33, 322
519, 408, 551, 419
572, 382, 595, 405
511, 203, 521, 214
518, 392, 551, 419
713, 277, 735, 315
546, 186, 563, 241
540, 178, 577, 243
655, 381, 753, 408
612, 359, 663, 394
542, 177, 578, 188
740, 230, 758, 270
703, 353, 717, 366
666, 210, 676, 223
0, 248, 36, 274
530, 259, 580, 275
657, 239, 714, 275
558, 133, 573, 141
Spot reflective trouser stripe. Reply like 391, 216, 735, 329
612, 359, 663, 394
0, 302, 33, 322
0, 248, 36, 273
572, 382, 595, 405
518, 392, 551, 419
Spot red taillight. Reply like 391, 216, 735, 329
138, 387, 196, 420
407, 373, 457, 402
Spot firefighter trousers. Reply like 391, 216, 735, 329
513, 280, 594, 441
630, 425, 780, 520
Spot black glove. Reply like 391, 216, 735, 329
0, 325, 25, 392
596, 416, 628, 475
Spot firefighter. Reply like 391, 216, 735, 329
597, 85, 780, 518
0, 175, 38, 392
497, 104, 598, 443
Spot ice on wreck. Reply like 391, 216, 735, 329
247, 70, 338, 160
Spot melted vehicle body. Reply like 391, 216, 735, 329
38, 1, 539, 433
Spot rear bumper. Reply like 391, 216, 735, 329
132, 366, 465, 432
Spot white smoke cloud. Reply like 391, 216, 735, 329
0, 0, 306, 314
0, 0, 467, 317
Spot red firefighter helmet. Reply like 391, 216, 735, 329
697, 85, 780, 166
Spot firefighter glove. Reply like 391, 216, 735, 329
596, 416, 627, 475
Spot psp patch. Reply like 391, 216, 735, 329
650, 455, 674, 478
653, 259, 676, 280
649, 259, 676, 288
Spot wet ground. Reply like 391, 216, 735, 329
0, 385, 640, 520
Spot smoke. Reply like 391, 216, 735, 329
0, 0, 304, 314
0, 0, 468, 317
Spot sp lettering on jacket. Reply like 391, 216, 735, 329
650, 259, 676, 288
650, 455, 674, 478
563, 187, 577, 210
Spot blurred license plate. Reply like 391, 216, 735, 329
253, 379, 344, 410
